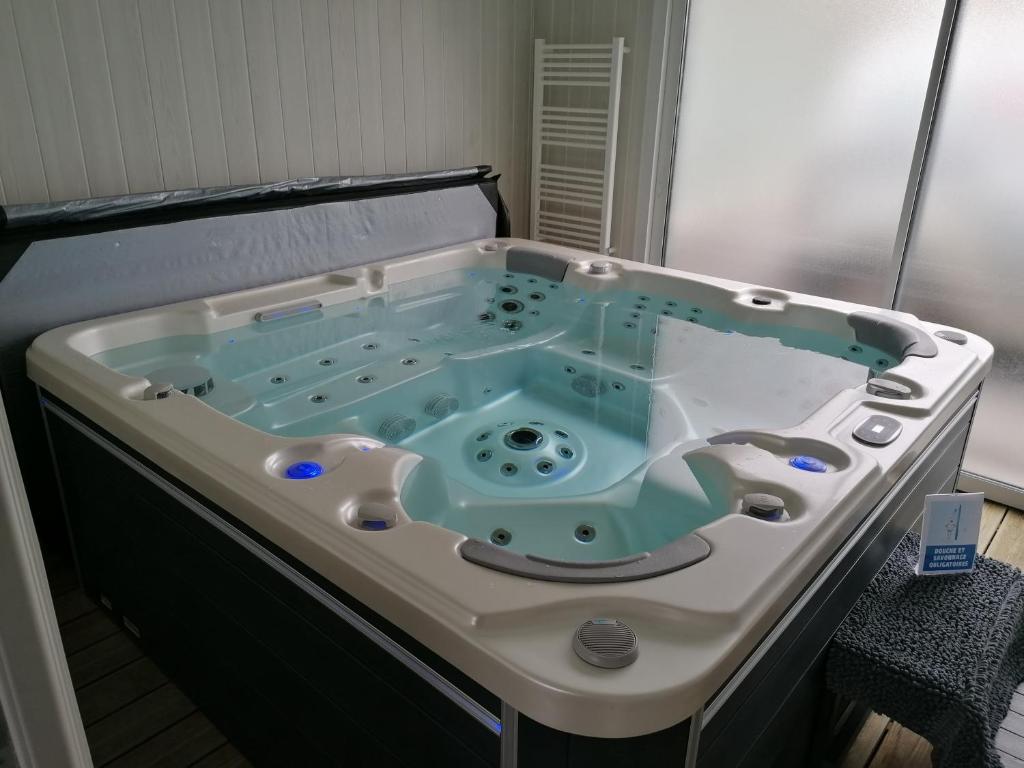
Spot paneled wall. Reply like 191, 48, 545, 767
0, 0, 668, 253
0, 0, 534, 232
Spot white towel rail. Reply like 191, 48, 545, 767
530, 37, 626, 255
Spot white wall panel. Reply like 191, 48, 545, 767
379, 0, 408, 173
175, 0, 230, 187
511, 0, 533, 233
301, 0, 341, 176
0, 0, 49, 203
243, 0, 290, 183
10, 0, 90, 200
328, 0, 365, 174
274, 0, 316, 179
55, 0, 128, 197
462, 0, 482, 164
139, 0, 198, 190
0, 0, 536, 232
99, 0, 165, 192
353, 0, 387, 173
209, 0, 261, 185
493, 0, 514, 207
441, 0, 464, 167
400, 0, 427, 171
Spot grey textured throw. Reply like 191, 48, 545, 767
827, 532, 1024, 768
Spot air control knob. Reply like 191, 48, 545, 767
742, 493, 786, 521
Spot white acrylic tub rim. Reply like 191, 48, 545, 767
26, 238, 993, 738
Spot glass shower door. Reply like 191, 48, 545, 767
894, 0, 1024, 507
663, 0, 947, 307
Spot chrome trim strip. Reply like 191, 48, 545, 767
684, 706, 703, 768
41, 398, 502, 737
653, 0, 693, 268
888, 0, 962, 309
958, 470, 1024, 512
254, 300, 323, 322
500, 702, 518, 767
703, 394, 977, 723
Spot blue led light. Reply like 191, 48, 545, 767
789, 455, 828, 473
285, 461, 324, 479
360, 519, 388, 531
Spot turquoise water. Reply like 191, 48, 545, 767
95, 268, 891, 561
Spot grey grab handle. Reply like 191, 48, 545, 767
458, 534, 711, 583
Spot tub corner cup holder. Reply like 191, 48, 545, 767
458, 534, 711, 583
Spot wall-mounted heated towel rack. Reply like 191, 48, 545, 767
530, 38, 626, 255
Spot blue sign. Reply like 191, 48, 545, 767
921, 544, 977, 573
916, 492, 984, 576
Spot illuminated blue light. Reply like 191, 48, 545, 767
285, 461, 324, 479
789, 455, 827, 473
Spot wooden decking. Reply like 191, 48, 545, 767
840, 501, 1024, 768
48, 561, 250, 768
46, 501, 1024, 767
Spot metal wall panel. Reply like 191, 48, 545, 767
664, 0, 945, 307
896, 0, 1024, 504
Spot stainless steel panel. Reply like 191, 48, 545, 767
664, 0, 946, 306
896, 0, 1024, 501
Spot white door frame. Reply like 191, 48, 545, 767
0, 391, 92, 768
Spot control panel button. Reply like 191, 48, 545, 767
853, 415, 903, 446
935, 329, 968, 345
866, 378, 912, 399
742, 493, 786, 520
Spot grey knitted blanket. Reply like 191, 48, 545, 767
827, 532, 1024, 768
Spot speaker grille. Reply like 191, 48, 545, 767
573, 619, 638, 669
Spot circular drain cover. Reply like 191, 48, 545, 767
573, 619, 638, 669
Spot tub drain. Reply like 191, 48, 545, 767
574, 523, 596, 542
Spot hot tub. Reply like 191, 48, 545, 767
28, 239, 992, 767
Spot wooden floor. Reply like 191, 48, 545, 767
46, 501, 1024, 768
47, 561, 251, 768
840, 501, 1024, 768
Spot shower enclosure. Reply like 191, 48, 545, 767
660, 0, 1024, 508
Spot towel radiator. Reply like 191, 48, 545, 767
530, 38, 627, 255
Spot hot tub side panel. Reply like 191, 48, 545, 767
43, 397, 501, 768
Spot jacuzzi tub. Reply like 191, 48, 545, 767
28, 239, 992, 766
